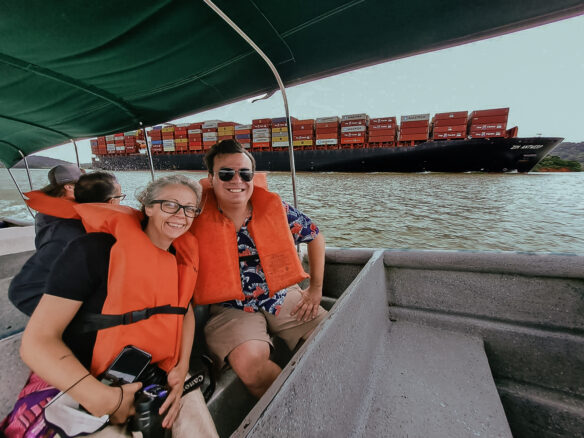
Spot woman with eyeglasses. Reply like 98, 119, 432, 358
6, 175, 218, 437
9, 170, 122, 316
190, 139, 328, 399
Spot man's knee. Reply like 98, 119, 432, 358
228, 340, 271, 383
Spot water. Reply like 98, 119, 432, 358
2, 168, 583, 254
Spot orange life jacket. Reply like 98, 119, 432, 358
24, 190, 79, 218
190, 184, 308, 305
74, 203, 199, 375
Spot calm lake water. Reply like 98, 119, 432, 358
2, 169, 583, 254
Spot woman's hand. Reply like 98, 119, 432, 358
159, 364, 188, 428
108, 382, 143, 424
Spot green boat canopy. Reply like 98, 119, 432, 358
1, 0, 583, 168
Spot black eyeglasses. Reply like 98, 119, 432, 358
216, 168, 254, 182
150, 200, 201, 218
109, 194, 126, 201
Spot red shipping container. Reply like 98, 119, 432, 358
292, 125, 314, 132
293, 135, 313, 141
432, 125, 467, 134
371, 117, 397, 124
470, 123, 507, 131
316, 127, 338, 134
399, 133, 429, 141
188, 123, 203, 129
252, 118, 272, 125
468, 115, 508, 124
292, 129, 313, 135
202, 128, 217, 133
400, 126, 429, 135
292, 119, 314, 126
433, 111, 468, 120
469, 107, 509, 118
315, 122, 339, 129
218, 135, 234, 141
251, 123, 271, 129
370, 124, 396, 131
218, 122, 236, 127
400, 120, 429, 128
433, 131, 466, 139
316, 133, 339, 140
469, 130, 505, 138
341, 132, 366, 138
369, 135, 395, 143
341, 137, 365, 144
252, 142, 271, 148
433, 117, 467, 127
340, 119, 367, 127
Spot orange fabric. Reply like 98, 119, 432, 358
24, 190, 79, 219
190, 185, 308, 305
74, 203, 199, 375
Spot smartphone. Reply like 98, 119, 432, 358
100, 345, 152, 386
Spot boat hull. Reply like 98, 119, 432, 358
92, 137, 563, 173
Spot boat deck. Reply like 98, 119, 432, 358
1, 234, 583, 437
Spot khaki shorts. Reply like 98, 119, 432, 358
204, 284, 328, 368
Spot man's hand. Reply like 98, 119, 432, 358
291, 285, 322, 321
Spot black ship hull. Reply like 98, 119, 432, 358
92, 137, 563, 173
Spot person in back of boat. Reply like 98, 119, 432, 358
190, 139, 328, 398
8, 169, 123, 316
2, 175, 218, 437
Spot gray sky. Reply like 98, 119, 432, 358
39, 14, 584, 163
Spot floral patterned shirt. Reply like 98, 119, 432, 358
221, 201, 319, 315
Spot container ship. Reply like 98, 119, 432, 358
91, 107, 562, 173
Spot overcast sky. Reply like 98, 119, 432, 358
38, 14, 584, 163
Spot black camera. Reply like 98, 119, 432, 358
129, 384, 169, 438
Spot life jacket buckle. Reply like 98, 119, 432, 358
123, 308, 151, 324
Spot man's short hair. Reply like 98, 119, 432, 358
204, 139, 256, 172
74, 171, 118, 203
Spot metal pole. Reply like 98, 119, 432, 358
71, 139, 80, 167
18, 150, 33, 191
141, 123, 156, 181
6, 167, 35, 219
203, 0, 299, 209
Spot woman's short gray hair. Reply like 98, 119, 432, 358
136, 175, 202, 213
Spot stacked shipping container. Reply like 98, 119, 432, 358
432, 111, 468, 140
468, 107, 508, 138
94, 108, 518, 157
315, 116, 339, 149
340, 113, 368, 146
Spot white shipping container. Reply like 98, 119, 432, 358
202, 133, 218, 140
341, 125, 367, 133
316, 138, 339, 145
105, 135, 115, 141
188, 129, 202, 134
115, 146, 125, 151
401, 113, 430, 122
272, 141, 290, 147
253, 137, 271, 143
202, 121, 219, 129
235, 124, 252, 130
252, 128, 271, 135
341, 113, 368, 121
315, 116, 339, 124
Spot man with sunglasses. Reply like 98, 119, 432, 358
190, 139, 327, 398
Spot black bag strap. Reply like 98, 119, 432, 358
70, 305, 188, 333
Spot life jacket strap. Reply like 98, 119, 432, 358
71, 305, 188, 333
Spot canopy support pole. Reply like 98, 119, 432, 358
6, 167, 34, 219
141, 123, 156, 182
18, 150, 33, 191
71, 139, 80, 167
203, 0, 299, 209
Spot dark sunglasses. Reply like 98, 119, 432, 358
109, 194, 126, 201
216, 168, 254, 182
150, 200, 201, 218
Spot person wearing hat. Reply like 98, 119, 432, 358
8, 167, 124, 315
